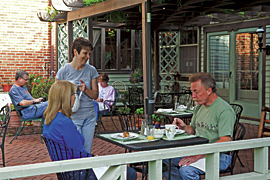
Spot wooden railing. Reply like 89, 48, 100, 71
0, 138, 270, 180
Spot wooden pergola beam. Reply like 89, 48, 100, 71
67, 0, 147, 21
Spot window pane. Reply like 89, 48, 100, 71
92, 29, 101, 69
235, 33, 259, 91
105, 29, 117, 70
120, 30, 131, 70
180, 27, 197, 45
180, 46, 197, 73
209, 35, 230, 89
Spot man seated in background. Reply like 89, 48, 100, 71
9, 70, 48, 120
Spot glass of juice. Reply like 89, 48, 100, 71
147, 125, 155, 141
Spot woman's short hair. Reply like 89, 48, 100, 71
44, 80, 77, 125
98, 73, 109, 83
189, 72, 217, 93
15, 70, 29, 80
71, 37, 93, 59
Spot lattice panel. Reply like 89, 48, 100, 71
73, 18, 88, 39
159, 32, 179, 91
57, 23, 68, 69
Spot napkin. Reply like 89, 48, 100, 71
157, 108, 173, 112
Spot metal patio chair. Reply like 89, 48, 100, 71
9, 94, 44, 144
0, 105, 11, 167
42, 136, 97, 180
97, 91, 121, 133
220, 122, 246, 175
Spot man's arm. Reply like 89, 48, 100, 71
173, 118, 196, 135
178, 135, 232, 167
19, 98, 43, 106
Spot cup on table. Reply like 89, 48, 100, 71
165, 124, 179, 139
147, 125, 155, 141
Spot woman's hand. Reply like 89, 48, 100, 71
173, 118, 186, 130
96, 98, 103, 102
78, 79, 86, 92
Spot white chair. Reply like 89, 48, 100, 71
111, 81, 126, 91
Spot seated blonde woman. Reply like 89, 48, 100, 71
43, 80, 137, 180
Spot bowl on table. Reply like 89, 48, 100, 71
176, 105, 187, 112
153, 129, 164, 139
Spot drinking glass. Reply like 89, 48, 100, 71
147, 125, 155, 141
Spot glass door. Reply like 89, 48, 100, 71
207, 28, 261, 118
208, 32, 230, 102
233, 29, 261, 118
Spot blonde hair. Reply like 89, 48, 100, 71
44, 80, 77, 125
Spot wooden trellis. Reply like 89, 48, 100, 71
57, 23, 68, 69
159, 32, 179, 92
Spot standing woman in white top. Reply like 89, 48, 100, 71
55, 37, 99, 153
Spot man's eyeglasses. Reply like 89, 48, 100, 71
22, 78, 29, 81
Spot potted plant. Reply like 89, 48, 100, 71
1, 79, 13, 92
152, 114, 165, 128
129, 68, 143, 84
26, 74, 55, 99
135, 107, 144, 127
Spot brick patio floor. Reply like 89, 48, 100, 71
2, 117, 268, 179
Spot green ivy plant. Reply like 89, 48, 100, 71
83, 0, 105, 6
117, 107, 131, 114
135, 107, 144, 115
152, 114, 165, 122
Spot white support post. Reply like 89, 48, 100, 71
254, 147, 268, 174
100, 165, 126, 180
205, 152, 219, 180
148, 159, 162, 180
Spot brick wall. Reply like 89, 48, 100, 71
0, 0, 54, 84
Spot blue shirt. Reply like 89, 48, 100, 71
43, 112, 91, 159
9, 85, 34, 110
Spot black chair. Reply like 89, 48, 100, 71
0, 105, 11, 167
118, 113, 141, 131
128, 86, 144, 113
97, 91, 121, 133
9, 94, 44, 144
230, 104, 243, 123
42, 136, 97, 180
220, 122, 246, 175
230, 103, 244, 167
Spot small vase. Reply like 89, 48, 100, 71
154, 121, 161, 128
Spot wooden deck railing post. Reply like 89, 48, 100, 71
254, 147, 268, 174
205, 152, 220, 180
148, 159, 162, 180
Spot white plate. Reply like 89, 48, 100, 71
110, 133, 139, 141
176, 129, 185, 134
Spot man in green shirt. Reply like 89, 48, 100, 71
164, 72, 235, 180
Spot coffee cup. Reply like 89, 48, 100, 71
165, 124, 179, 140
165, 124, 179, 134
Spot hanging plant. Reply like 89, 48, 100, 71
45, 6, 59, 19
104, 11, 127, 23
83, 0, 105, 6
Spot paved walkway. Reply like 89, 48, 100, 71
2, 117, 268, 179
